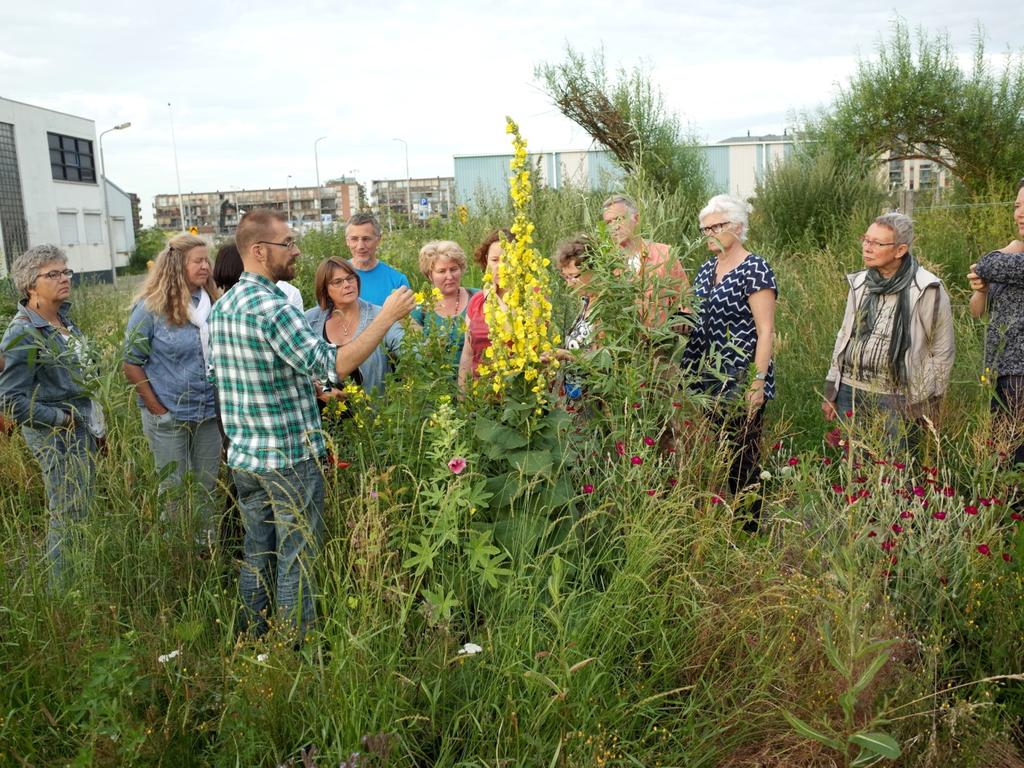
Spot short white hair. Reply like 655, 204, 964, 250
699, 194, 753, 242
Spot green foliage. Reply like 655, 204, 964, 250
535, 45, 712, 207
812, 18, 1024, 195
128, 227, 168, 273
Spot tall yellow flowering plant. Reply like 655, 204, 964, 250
476, 117, 559, 404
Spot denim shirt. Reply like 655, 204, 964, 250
305, 300, 404, 395
123, 294, 217, 422
0, 300, 94, 428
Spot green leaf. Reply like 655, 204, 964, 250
401, 536, 438, 576
850, 647, 893, 699
507, 449, 554, 476
484, 471, 524, 509
781, 710, 844, 753
849, 731, 901, 760
474, 417, 529, 456
820, 620, 849, 678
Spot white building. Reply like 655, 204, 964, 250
0, 96, 128, 280
104, 178, 137, 264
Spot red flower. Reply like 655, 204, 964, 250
979, 497, 993, 507
963, 505, 979, 516
630, 456, 643, 466
1011, 512, 1023, 522
844, 409, 853, 418
646, 489, 657, 496
977, 544, 992, 556
824, 428, 842, 448
932, 511, 947, 520
667, 478, 678, 487
857, 488, 870, 499
891, 523, 903, 534
893, 461, 907, 470
643, 436, 656, 447
787, 457, 799, 466
710, 494, 723, 504
772, 441, 783, 451
942, 486, 955, 497
822, 457, 833, 466
912, 486, 926, 497
1003, 553, 1012, 562
333, 458, 351, 469
615, 441, 626, 456
867, 530, 878, 538
582, 484, 594, 494
631, 402, 642, 410
881, 539, 896, 552
832, 483, 845, 494
900, 510, 914, 519
854, 475, 868, 484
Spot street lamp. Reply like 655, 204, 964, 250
393, 137, 411, 225
99, 120, 131, 287
285, 174, 292, 225
167, 103, 186, 232
314, 136, 327, 231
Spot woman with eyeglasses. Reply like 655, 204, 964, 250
0, 245, 106, 583
680, 194, 777, 528
822, 213, 954, 448
968, 178, 1024, 464
304, 257, 414, 399
411, 240, 479, 372
123, 234, 223, 549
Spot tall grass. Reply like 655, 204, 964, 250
1, 179, 1022, 766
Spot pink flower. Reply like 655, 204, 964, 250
615, 441, 626, 456
977, 544, 991, 556
787, 457, 799, 466
932, 511, 947, 520
964, 505, 979, 516
582, 484, 594, 494
912, 486, 926, 498
891, 523, 903, 534
643, 436, 656, 447
630, 455, 643, 466
710, 494, 723, 505
447, 457, 467, 474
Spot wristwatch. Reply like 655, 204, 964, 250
753, 371, 768, 381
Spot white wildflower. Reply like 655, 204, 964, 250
256, 653, 269, 663
759, 470, 773, 481
457, 642, 483, 656
157, 649, 180, 664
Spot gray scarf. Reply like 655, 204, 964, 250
857, 252, 917, 386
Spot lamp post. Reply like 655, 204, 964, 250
99, 121, 131, 286
167, 102, 186, 232
285, 174, 292, 226
314, 136, 327, 231
393, 137, 411, 225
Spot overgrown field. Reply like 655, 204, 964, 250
2, 185, 1023, 767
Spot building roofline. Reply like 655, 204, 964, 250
0, 95, 96, 125
104, 177, 130, 196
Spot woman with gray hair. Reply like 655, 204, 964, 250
822, 213, 954, 446
0, 245, 105, 584
681, 194, 777, 529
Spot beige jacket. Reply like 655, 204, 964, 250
824, 266, 955, 405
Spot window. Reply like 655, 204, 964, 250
48, 132, 95, 183
58, 211, 79, 245
84, 212, 103, 243
0, 122, 29, 268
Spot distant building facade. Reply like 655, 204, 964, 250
153, 177, 361, 234
0, 96, 132, 279
104, 179, 137, 265
371, 176, 455, 222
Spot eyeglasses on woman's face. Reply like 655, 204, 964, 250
859, 236, 896, 250
328, 275, 358, 289
699, 221, 733, 237
37, 268, 75, 281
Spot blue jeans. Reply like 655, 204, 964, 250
140, 409, 222, 542
232, 459, 325, 637
21, 421, 96, 586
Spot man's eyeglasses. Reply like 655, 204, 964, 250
37, 268, 75, 281
859, 236, 896, 249
257, 239, 299, 251
699, 222, 733, 236
328, 275, 358, 288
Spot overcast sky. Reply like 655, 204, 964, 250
2, 0, 1021, 225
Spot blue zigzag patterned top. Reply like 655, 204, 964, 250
681, 252, 777, 400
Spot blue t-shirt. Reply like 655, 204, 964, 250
680, 253, 778, 400
356, 261, 411, 306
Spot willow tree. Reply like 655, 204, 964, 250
815, 20, 1024, 195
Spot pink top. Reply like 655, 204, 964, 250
466, 290, 491, 375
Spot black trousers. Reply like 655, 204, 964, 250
993, 375, 1024, 468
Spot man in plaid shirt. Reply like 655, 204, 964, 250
211, 209, 414, 637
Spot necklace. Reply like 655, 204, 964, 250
330, 307, 358, 341
439, 288, 463, 316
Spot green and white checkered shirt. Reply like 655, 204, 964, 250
210, 272, 336, 472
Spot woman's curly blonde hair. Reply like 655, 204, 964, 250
134, 234, 220, 325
